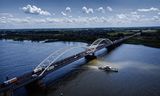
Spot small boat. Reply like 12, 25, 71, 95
98, 66, 118, 72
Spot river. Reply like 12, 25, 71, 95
0, 40, 160, 96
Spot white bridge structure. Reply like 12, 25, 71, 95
34, 38, 113, 76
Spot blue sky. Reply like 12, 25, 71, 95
0, 0, 160, 29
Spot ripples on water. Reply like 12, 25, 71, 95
0, 40, 87, 82
47, 44, 160, 96
0, 40, 160, 96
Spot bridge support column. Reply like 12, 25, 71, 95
85, 54, 97, 61
107, 42, 122, 52
25, 79, 46, 94
107, 45, 116, 52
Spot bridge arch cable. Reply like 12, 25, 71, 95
88, 38, 113, 52
34, 46, 71, 72
34, 46, 88, 76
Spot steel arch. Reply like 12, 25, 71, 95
34, 46, 88, 76
88, 38, 113, 52
34, 38, 112, 76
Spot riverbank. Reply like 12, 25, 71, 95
125, 31, 160, 48
0, 28, 160, 48
125, 37, 160, 48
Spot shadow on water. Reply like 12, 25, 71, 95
26, 61, 88, 96
45, 44, 160, 96
1, 40, 160, 96
26, 47, 114, 96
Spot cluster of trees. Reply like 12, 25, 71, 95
0, 28, 135, 42
141, 30, 160, 40
125, 29, 160, 48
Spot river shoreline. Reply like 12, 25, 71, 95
1, 29, 160, 48
1, 36, 160, 48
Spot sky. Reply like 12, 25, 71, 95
0, 0, 160, 29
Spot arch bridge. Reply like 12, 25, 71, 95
0, 33, 140, 95
34, 38, 113, 77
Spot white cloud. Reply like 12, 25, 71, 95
0, 13, 13, 17
82, 7, 87, 13
107, 6, 113, 11
0, 16, 108, 24
1, 11, 159, 27
7, 18, 30, 23
65, 7, 71, 13
61, 11, 67, 16
97, 7, 105, 13
82, 6, 94, 14
69, 15, 72, 18
88, 8, 94, 14
117, 14, 127, 19
158, 13, 160, 15
131, 12, 137, 15
137, 7, 159, 12
61, 7, 71, 17
115, 12, 144, 24
130, 12, 142, 20
0, 17, 7, 23
22, 4, 51, 16
152, 16, 160, 21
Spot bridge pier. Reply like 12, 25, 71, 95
107, 44, 116, 52
25, 79, 46, 94
85, 54, 97, 61
107, 41, 122, 52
